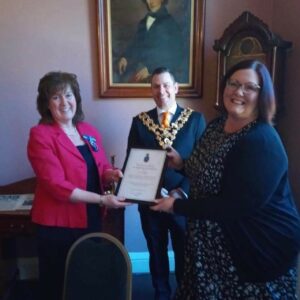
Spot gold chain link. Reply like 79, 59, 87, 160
138, 108, 193, 149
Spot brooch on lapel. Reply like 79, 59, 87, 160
82, 135, 99, 152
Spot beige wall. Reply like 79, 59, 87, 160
2, 0, 299, 253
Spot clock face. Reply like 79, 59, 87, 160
225, 36, 267, 73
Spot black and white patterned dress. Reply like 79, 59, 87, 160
174, 118, 297, 300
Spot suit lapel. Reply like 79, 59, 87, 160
77, 124, 99, 159
171, 105, 183, 123
148, 108, 159, 125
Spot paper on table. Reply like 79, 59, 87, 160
0, 194, 34, 211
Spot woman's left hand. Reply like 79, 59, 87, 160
101, 194, 131, 209
150, 197, 175, 214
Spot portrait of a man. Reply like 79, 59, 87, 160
110, 0, 192, 84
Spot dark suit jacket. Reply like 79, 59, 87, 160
126, 106, 205, 196
123, 5, 185, 81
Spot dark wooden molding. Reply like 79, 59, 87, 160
213, 11, 292, 114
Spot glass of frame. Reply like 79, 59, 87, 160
97, 0, 205, 98
116, 148, 167, 204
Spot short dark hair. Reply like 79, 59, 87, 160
36, 71, 84, 124
151, 67, 176, 84
219, 59, 276, 124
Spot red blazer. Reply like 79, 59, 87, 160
27, 122, 111, 228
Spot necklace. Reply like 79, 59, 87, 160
61, 126, 78, 136
138, 108, 193, 149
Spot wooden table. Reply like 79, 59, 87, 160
0, 177, 124, 241
0, 177, 124, 296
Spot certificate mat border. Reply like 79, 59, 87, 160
116, 148, 167, 204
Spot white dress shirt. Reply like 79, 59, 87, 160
157, 103, 177, 126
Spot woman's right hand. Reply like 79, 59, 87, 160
100, 194, 131, 209
150, 196, 175, 214
166, 146, 183, 170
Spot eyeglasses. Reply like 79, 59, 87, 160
226, 79, 260, 94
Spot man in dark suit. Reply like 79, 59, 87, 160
126, 67, 206, 300
117, 0, 186, 83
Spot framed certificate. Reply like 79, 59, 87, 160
116, 148, 167, 204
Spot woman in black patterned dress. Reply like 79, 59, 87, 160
151, 60, 300, 299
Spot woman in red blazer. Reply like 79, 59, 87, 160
27, 71, 130, 300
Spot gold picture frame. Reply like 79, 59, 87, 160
97, 0, 205, 98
